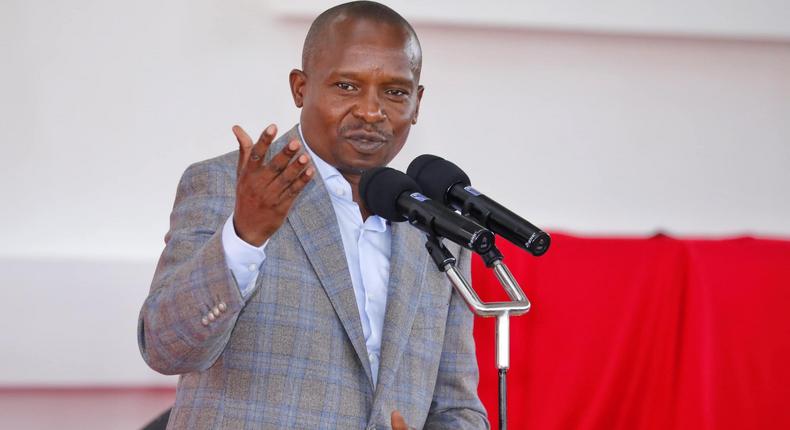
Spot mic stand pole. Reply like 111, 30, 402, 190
425, 236, 531, 430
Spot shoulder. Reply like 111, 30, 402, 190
176, 150, 238, 197
183, 150, 238, 177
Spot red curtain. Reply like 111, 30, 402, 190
471, 234, 790, 429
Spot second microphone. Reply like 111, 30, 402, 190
360, 167, 495, 255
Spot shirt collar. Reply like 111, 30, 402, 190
298, 124, 343, 184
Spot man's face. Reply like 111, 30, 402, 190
291, 18, 423, 176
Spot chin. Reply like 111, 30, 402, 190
336, 157, 386, 176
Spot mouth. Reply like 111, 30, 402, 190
343, 132, 388, 154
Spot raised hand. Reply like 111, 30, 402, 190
391, 410, 414, 430
232, 124, 315, 246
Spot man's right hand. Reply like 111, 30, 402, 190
232, 124, 315, 247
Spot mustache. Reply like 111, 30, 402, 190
338, 123, 392, 141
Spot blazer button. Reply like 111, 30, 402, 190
201, 316, 209, 326
207, 312, 216, 322
218, 302, 227, 312
211, 306, 220, 317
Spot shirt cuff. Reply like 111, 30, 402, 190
221, 212, 267, 300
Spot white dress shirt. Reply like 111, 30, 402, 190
221, 125, 391, 386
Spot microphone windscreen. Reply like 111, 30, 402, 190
406, 154, 470, 203
360, 167, 420, 222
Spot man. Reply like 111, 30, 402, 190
138, 2, 488, 429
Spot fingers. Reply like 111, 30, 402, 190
275, 152, 310, 193
264, 139, 301, 178
278, 163, 315, 200
232, 125, 254, 176
236, 123, 277, 177
390, 410, 410, 430
251, 124, 277, 162
233, 124, 314, 210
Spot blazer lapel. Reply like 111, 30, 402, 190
373, 221, 429, 400
280, 126, 374, 387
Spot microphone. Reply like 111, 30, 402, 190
359, 167, 495, 254
407, 155, 551, 256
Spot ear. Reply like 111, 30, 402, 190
289, 69, 307, 108
411, 85, 425, 125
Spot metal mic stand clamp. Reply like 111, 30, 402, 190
425, 235, 530, 430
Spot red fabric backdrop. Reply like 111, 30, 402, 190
471, 234, 790, 430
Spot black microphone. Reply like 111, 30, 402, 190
359, 167, 495, 254
407, 155, 551, 256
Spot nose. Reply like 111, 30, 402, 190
352, 90, 386, 124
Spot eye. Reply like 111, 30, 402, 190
386, 89, 409, 97
335, 82, 356, 91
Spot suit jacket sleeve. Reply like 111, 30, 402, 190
137, 158, 244, 375
424, 249, 491, 429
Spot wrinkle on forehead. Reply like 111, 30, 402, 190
330, 45, 416, 79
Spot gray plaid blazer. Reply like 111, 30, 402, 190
138, 126, 489, 429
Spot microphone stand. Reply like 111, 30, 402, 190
425, 236, 531, 430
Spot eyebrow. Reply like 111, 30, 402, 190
331, 70, 416, 87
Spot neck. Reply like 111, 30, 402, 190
343, 172, 372, 220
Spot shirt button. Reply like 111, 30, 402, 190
247, 263, 257, 272
334, 186, 344, 196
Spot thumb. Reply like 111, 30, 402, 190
391, 410, 409, 430
232, 125, 253, 178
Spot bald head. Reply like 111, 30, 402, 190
301, 1, 422, 79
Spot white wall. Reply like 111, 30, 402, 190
1, 0, 788, 386
273, 0, 790, 40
